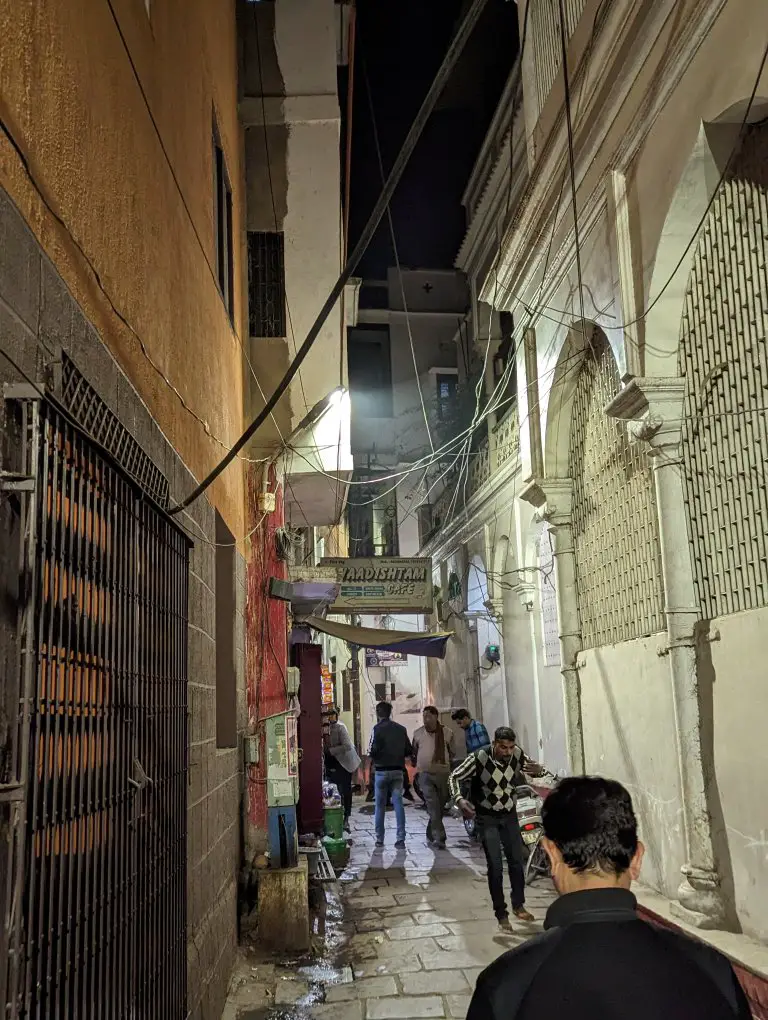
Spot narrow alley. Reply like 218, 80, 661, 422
2, 0, 768, 1016
224, 805, 554, 1020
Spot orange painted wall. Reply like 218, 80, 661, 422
0, 0, 246, 536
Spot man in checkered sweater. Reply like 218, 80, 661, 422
449, 726, 543, 930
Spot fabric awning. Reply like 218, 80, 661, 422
305, 615, 452, 659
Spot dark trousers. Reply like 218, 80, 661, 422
477, 811, 526, 918
327, 764, 353, 822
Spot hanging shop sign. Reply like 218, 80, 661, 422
365, 648, 408, 668
287, 557, 433, 614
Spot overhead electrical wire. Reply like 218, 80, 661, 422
361, 54, 436, 457
168, 0, 493, 514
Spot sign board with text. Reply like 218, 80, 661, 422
289, 557, 432, 614
322, 557, 433, 615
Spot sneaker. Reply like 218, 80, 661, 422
513, 907, 535, 922
394, 839, 406, 849
498, 916, 514, 933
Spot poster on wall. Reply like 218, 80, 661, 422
365, 648, 408, 667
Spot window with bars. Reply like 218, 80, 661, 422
248, 231, 286, 338
213, 121, 235, 321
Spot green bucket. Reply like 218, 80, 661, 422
324, 805, 344, 839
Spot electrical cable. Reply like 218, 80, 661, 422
362, 54, 436, 456
168, 0, 492, 513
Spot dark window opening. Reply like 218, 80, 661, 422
348, 325, 393, 417
213, 122, 235, 322
215, 511, 238, 748
248, 231, 286, 337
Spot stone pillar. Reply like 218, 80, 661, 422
520, 479, 585, 774
606, 377, 726, 929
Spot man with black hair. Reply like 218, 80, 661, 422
369, 701, 412, 849
451, 708, 490, 754
450, 726, 541, 928
467, 776, 751, 1020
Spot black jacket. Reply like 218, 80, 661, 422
369, 719, 412, 771
468, 888, 751, 1020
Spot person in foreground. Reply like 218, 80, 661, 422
369, 701, 412, 849
467, 776, 751, 1020
450, 727, 541, 928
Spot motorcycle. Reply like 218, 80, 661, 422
460, 769, 557, 886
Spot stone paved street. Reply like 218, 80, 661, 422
224, 798, 555, 1019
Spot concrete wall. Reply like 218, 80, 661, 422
0, 0, 246, 537
241, 0, 344, 449
352, 269, 465, 462
708, 606, 768, 942
0, 194, 245, 1018
579, 639, 685, 899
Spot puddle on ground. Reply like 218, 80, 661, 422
234, 874, 360, 1018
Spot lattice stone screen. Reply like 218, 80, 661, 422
679, 120, 768, 619
568, 333, 665, 647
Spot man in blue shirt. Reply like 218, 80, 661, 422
452, 708, 490, 754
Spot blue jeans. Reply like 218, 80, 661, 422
374, 769, 406, 843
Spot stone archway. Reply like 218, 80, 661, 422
644, 99, 768, 377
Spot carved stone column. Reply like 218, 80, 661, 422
520, 478, 585, 774
606, 377, 726, 929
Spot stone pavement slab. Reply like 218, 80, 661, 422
223, 797, 555, 1020
367, 995, 445, 1018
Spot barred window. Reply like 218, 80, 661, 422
248, 231, 286, 338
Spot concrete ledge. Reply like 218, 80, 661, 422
637, 885, 768, 1018
257, 858, 310, 952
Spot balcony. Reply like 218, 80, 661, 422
425, 404, 520, 541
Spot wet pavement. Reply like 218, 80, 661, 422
223, 798, 555, 1019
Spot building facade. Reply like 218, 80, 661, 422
0, 1, 351, 1017
424, 0, 768, 948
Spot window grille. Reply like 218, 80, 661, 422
60, 355, 170, 508
679, 120, 768, 618
248, 231, 286, 338
531, 0, 587, 114
568, 331, 665, 647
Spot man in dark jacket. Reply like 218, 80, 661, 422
468, 776, 751, 1020
369, 702, 412, 849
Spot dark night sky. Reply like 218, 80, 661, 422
345, 0, 520, 279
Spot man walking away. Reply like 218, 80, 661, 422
323, 706, 361, 833
468, 776, 751, 1020
450, 727, 539, 928
369, 702, 412, 849
451, 708, 490, 754
412, 707, 456, 849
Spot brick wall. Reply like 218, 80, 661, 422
0, 187, 245, 1019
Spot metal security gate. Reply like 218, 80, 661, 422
2, 393, 189, 1019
